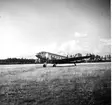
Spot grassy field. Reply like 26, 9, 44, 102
0, 63, 111, 105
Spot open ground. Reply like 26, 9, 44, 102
0, 62, 111, 105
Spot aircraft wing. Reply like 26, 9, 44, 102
50, 55, 91, 64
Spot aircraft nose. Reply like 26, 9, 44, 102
36, 53, 40, 58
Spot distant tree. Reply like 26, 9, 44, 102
108, 54, 111, 60
104, 55, 107, 61
95, 55, 101, 61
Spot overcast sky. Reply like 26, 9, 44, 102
0, 0, 110, 58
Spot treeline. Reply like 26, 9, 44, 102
77, 53, 111, 63
66, 53, 111, 63
0, 54, 111, 64
0, 58, 35, 65
86, 54, 111, 62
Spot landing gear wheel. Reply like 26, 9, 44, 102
43, 63, 47, 67
74, 63, 76, 66
53, 64, 56, 67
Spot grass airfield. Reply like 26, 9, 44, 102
0, 63, 111, 105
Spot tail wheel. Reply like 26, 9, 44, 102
53, 64, 56, 67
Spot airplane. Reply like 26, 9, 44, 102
35, 51, 91, 67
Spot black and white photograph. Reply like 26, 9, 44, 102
0, 0, 111, 105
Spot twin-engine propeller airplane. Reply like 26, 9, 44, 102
35, 51, 91, 67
